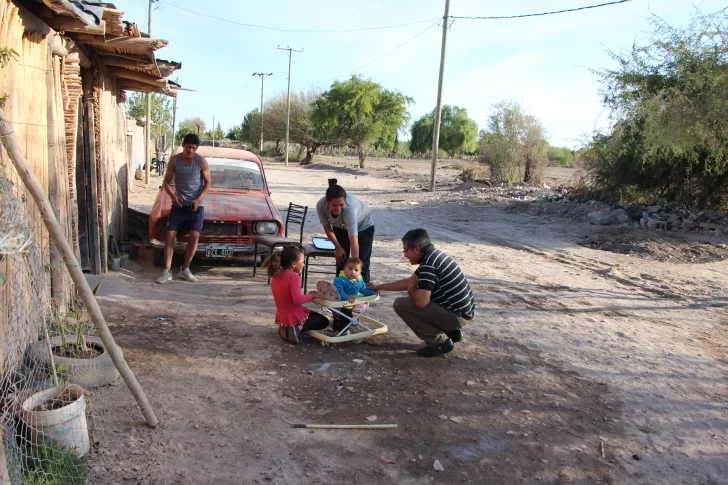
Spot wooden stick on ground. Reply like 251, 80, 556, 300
282, 419, 397, 430
0, 109, 158, 428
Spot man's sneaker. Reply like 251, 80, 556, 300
178, 267, 198, 282
447, 329, 463, 343
416, 338, 454, 357
156, 269, 172, 284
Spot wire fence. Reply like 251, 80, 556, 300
1, 147, 134, 484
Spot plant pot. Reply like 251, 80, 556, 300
30, 335, 120, 389
22, 386, 90, 456
109, 257, 121, 270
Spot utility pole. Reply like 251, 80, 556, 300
212, 115, 215, 147
277, 46, 303, 167
145, 0, 153, 184
171, 96, 177, 149
252, 72, 273, 153
429, 0, 451, 192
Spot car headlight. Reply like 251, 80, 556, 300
254, 221, 279, 235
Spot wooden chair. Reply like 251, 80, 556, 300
253, 203, 308, 280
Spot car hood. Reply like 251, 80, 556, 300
157, 191, 277, 221
201, 192, 277, 220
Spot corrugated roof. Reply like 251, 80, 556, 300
26, 0, 181, 96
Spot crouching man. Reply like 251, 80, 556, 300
367, 228, 475, 357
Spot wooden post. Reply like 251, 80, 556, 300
0, 108, 159, 428
85, 102, 102, 275
47, 46, 65, 308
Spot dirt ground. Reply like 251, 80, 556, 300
87, 156, 727, 484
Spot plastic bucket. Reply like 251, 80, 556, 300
21, 386, 90, 456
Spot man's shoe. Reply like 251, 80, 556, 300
416, 338, 454, 357
178, 267, 198, 282
447, 329, 463, 343
156, 269, 172, 284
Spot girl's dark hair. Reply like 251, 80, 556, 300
326, 178, 346, 201
262, 245, 304, 278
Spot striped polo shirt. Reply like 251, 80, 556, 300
415, 248, 475, 318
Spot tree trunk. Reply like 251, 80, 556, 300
301, 143, 321, 165
357, 143, 366, 168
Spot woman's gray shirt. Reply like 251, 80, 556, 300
316, 194, 374, 237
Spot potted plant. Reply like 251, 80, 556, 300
21, 385, 90, 457
29, 283, 119, 389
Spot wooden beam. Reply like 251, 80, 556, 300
101, 55, 154, 71
117, 81, 177, 97
39, 16, 105, 35
108, 67, 167, 88
72, 33, 168, 51
69, 44, 92, 68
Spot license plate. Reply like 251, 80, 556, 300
205, 248, 233, 258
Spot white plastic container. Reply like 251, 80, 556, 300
21, 386, 90, 456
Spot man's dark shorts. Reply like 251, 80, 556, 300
168, 205, 204, 233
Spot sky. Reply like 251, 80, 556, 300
110, 0, 724, 148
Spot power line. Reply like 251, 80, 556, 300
311, 21, 440, 84
298, 0, 378, 49
451, 0, 631, 20
157, 0, 438, 33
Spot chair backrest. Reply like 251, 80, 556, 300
285, 203, 308, 243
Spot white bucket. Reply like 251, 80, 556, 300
21, 386, 90, 456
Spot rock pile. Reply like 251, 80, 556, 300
587, 201, 726, 236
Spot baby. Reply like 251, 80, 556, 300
331, 257, 375, 333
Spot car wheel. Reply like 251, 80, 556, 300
152, 248, 165, 267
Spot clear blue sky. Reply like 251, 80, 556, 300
111, 0, 723, 148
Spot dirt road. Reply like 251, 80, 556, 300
91, 157, 727, 484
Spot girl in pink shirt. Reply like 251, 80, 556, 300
263, 245, 328, 344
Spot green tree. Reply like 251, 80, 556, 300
478, 101, 547, 184
547, 146, 574, 166
126, 92, 173, 148
312, 75, 412, 168
238, 109, 262, 145
176, 117, 207, 144
410, 105, 478, 156
588, 9, 728, 207
208, 122, 224, 142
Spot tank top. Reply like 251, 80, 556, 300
174, 153, 204, 206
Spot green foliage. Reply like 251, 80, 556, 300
242, 109, 261, 142
0, 46, 18, 68
126, 93, 173, 146
547, 146, 574, 166
176, 117, 207, 143
207, 122, 224, 141
0, 46, 18, 107
312, 75, 412, 168
478, 100, 547, 184
22, 439, 87, 485
589, 9, 728, 207
410, 105, 479, 156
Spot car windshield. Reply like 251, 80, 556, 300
207, 157, 265, 190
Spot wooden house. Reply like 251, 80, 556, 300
0, 0, 179, 369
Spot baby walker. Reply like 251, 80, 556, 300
304, 281, 388, 344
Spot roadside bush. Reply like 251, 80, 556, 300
587, 9, 728, 209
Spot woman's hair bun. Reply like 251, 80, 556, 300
328, 178, 338, 187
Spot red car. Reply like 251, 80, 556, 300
149, 146, 283, 266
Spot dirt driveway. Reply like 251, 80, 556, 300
89, 158, 727, 485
